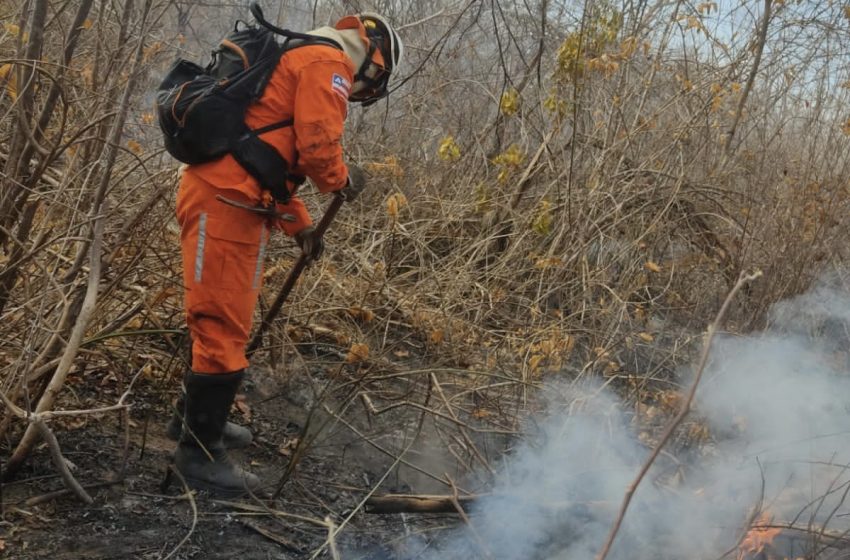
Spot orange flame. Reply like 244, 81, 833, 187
737, 513, 782, 560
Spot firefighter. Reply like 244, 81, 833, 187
169, 13, 404, 493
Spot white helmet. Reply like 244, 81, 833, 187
349, 13, 404, 105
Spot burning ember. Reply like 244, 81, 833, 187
737, 513, 783, 560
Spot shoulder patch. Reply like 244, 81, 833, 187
331, 73, 351, 99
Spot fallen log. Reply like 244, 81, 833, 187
364, 493, 614, 517
365, 493, 480, 514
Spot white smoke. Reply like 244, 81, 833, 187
398, 277, 850, 559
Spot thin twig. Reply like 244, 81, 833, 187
325, 515, 342, 560
716, 458, 767, 560
239, 519, 301, 552
22, 481, 115, 507
213, 499, 329, 527
160, 466, 198, 560
448, 474, 492, 559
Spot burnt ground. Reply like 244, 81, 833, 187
0, 306, 705, 560
0, 345, 493, 560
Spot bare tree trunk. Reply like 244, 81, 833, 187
3, 0, 153, 479
0, 0, 95, 316
0, 0, 48, 236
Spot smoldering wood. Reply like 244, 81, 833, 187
365, 493, 480, 514
364, 493, 614, 517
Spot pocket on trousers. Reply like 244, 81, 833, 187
200, 215, 267, 292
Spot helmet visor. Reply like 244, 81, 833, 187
349, 63, 390, 103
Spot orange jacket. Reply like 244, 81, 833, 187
184, 43, 353, 236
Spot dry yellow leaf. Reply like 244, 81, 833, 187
528, 353, 544, 372
80, 63, 94, 86
429, 329, 444, 345
346, 343, 370, 363
438, 135, 461, 162
537, 339, 554, 355
127, 139, 143, 154
0, 63, 17, 101
81, 18, 93, 29
697, 2, 717, 14
638, 332, 654, 342
688, 422, 711, 443
234, 394, 252, 422
386, 192, 407, 219
644, 261, 662, 273
659, 390, 683, 411
564, 334, 576, 354
347, 306, 375, 322
278, 436, 299, 457
150, 286, 177, 307
499, 88, 520, 116
143, 41, 163, 62
365, 155, 404, 178
534, 256, 563, 269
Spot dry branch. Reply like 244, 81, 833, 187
365, 493, 480, 514
364, 493, 615, 517
3, 201, 107, 477
239, 519, 301, 553
33, 419, 93, 504
4, 0, 153, 478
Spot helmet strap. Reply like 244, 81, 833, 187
354, 41, 377, 82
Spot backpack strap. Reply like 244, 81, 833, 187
235, 34, 344, 201
250, 2, 343, 50
281, 35, 342, 53
245, 35, 341, 138
250, 118, 293, 136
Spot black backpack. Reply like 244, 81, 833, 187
155, 3, 340, 202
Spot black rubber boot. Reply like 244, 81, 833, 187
173, 370, 263, 495
166, 392, 252, 449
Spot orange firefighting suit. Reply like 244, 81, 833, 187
177, 43, 353, 374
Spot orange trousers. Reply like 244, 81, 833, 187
177, 173, 270, 373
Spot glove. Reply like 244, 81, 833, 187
342, 164, 368, 201
294, 226, 324, 263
